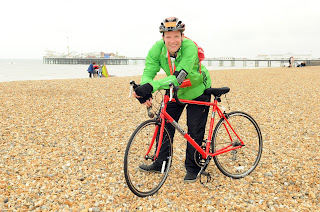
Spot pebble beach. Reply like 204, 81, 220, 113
0, 66, 319, 211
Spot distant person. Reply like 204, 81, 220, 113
98, 65, 102, 77
291, 57, 295, 67
297, 61, 306, 67
87, 62, 95, 78
289, 56, 294, 67
93, 64, 99, 77
288, 57, 292, 67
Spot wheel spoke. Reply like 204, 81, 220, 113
124, 120, 172, 197
212, 112, 262, 178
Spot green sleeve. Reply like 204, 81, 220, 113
150, 75, 179, 91
141, 41, 162, 85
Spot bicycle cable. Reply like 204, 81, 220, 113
224, 94, 231, 111
149, 90, 165, 117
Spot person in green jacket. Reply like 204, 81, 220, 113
134, 17, 212, 182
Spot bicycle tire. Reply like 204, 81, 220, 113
124, 119, 173, 197
212, 111, 263, 178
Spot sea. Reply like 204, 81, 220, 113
0, 59, 280, 82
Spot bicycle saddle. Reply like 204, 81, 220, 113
204, 87, 230, 97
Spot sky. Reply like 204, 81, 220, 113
1, 0, 320, 59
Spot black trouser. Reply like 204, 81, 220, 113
89, 72, 93, 78
154, 92, 211, 174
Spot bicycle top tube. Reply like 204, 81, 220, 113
129, 80, 230, 105
165, 85, 230, 107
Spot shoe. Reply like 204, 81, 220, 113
184, 172, 198, 183
139, 163, 162, 173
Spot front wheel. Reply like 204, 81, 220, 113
212, 111, 263, 178
124, 119, 173, 197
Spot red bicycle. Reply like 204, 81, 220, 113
124, 81, 263, 197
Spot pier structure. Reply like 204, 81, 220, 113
43, 57, 129, 65
213, 59, 319, 67
43, 57, 320, 67
204, 59, 320, 67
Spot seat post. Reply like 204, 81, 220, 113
214, 96, 221, 102
207, 98, 218, 142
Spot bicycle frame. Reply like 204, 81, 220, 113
145, 93, 245, 161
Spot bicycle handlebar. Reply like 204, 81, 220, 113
129, 80, 186, 117
129, 81, 138, 97
169, 83, 185, 107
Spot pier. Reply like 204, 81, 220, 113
204, 59, 320, 67
43, 57, 129, 65
43, 57, 320, 67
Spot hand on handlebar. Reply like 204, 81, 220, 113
134, 83, 153, 105
133, 91, 152, 108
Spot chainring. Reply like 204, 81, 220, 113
194, 142, 207, 167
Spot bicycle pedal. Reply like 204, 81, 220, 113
199, 171, 213, 185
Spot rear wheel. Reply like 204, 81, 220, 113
124, 119, 172, 197
212, 111, 262, 178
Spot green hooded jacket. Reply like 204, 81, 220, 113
141, 38, 212, 100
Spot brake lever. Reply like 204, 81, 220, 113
129, 85, 133, 97
129, 81, 138, 98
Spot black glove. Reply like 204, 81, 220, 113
173, 69, 188, 85
134, 83, 153, 104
